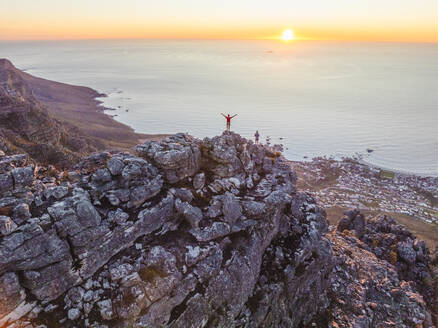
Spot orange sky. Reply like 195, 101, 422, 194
1, 0, 438, 42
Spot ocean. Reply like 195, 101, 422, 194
1, 39, 438, 176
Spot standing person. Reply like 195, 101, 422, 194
221, 113, 237, 131
254, 130, 260, 144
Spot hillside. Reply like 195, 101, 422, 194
0, 59, 165, 167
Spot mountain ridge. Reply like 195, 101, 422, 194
0, 131, 436, 327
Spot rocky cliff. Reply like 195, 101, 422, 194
0, 132, 435, 327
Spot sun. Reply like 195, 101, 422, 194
281, 29, 295, 41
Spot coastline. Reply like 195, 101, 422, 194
11, 59, 438, 239
358, 158, 438, 179
18, 66, 169, 150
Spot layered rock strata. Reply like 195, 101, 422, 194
0, 132, 433, 327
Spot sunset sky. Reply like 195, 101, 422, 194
1, 0, 438, 42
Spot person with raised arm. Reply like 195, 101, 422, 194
221, 113, 237, 131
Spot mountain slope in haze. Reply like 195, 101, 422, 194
14, 60, 149, 149
0, 58, 103, 167
0, 58, 165, 167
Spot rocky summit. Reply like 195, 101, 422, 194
0, 132, 435, 327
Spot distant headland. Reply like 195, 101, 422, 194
0, 58, 167, 167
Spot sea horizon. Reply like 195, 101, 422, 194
2, 38, 438, 44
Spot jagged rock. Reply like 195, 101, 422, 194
0, 173, 13, 193
398, 240, 417, 264
241, 200, 266, 218
0, 215, 17, 235
206, 197, 222, 218
0, 132, 434, 328
336, 210, 437, 325
189, 221, 231, 242
221, 191, 242, 225
107, 208, 129, 225
43, 185, 69, 200
12, 203, 31, 224
97, 299, 114, 320
106, 157, 125, 176
11, 166, 35, 188
170, 188, 194, 203
0, 155, 28, 174
193, 172, 205, 190
135, 133, 201, 183
92, 168, 112, 184
337, 209, 365, 238
110, 264, 134, 282
326, 231, 431, 327
64, 287, 85, 308
67, 308, 81, 321
175, 199, 203, 228
0, 59, 117, 168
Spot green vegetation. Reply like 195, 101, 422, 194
380, 169, 395, 179
139, 266, 166, 282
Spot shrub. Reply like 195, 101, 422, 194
388, 250, 398, 265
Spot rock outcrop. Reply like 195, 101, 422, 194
336, 209, 438, 324
326, 230, 431, 327
0, 132, 434, 327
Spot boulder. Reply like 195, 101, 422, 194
135, 133, 201, 183
0, 216, 17, 235
193, 172, 205, 190
11, 166, 35, 188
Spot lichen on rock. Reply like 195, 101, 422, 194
0, 131, 435, 327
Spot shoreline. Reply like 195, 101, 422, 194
96, 91, 438, 179
17, 65, 170, 150
89, 86, 438, 181
293, 155, 438, 180
13, 57, 438, 178
291, 152, 438, 179
358, 158, 438, 179
15, 58, 437, 179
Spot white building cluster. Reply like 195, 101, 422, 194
292, 158, 438, 224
